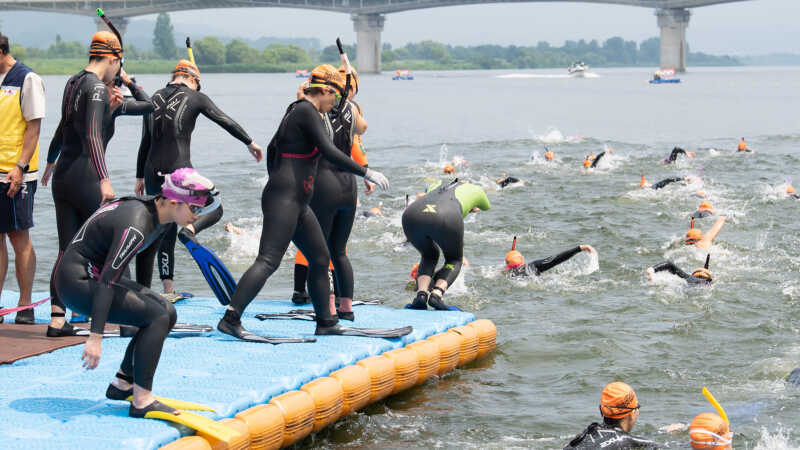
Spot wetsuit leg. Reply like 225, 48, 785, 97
293, 263, 308, 293
326, 207, 357, 298
430, 213, 464, 286
56, 259, 177, 390
291, 206, 336, 326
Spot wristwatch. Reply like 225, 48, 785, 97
15, 160, 29, 171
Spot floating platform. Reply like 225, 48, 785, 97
649, 78, 681, 84
0, 292, 496, 449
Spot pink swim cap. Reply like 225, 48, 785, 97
161, 168, 214, 207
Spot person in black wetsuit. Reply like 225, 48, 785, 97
646, 254, 713, 285
496, 173, 522, 188
590, 151, 606, 169
565, 382, 660, 449
291, 66, 368, 319
504, 243, 596, 277
53, 168, 217, 417
664, 146, 695, 164
135, 60, 263, 296
217, 64, 400, 341
41, 31, 139, 337
404, 179, 490, 310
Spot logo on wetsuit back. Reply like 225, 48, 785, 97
423, 204, 437, 213
303, 175, 314, 194
91, 84, 105, 102
72, 202, 121, 244
111, 227, 145, 270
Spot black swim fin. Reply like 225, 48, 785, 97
179, 229, 236, 306
105, 323, 213, 337
254, 312, 316, 321
217, 314, 316, 344
314, 324, 412, 338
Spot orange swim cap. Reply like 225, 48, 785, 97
686, 228, 703, 245
337, 66, 359, 94
89, 31, 122, 58
505, 250, 524, 269
698, 201, 713, 212
599, 382, 639, 419
691, 268, 713, 281
689, 412, 732, 449
583, 157, 591, 169
788, 185, 796, 195
545, 151, 555, 161
309, 64, 345, 96
416, 192, 425, 199
444, 164, 455, 174
173, 59, 200, 81
640, 175, 648, 187
409, 263, 419, 280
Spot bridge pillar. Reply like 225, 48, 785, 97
352, 14, 385, 74
656, 8, 690, 73
95, 16, 130, 39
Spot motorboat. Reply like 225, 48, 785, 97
568, 61, 588, 77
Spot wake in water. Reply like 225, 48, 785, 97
531, 126, 583, 144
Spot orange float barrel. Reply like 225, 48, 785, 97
467, 319, 497, 358
407, 339, 440, 385
234, 403, 285, 450
427, 332, 460, 375
383, 348, 419, 394
449, 325, 479, 367
301, 377, 344, 432
197, 418, 249, 450
269, 390, 315, 447
161, 436, 212, 450
330, 364, 371, 416
357, 355, 395, 402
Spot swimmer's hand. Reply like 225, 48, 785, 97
247, 142, 263, 162
41, 162, 56, 186
134, 178, 144, 196
580, 245, 597, 254
364, 178, 375, 195
365, 168, 389, 190
82, 334, 102, 370
646, 267, 655, 281
100, 178, 115, 205
660, 423, 686, 433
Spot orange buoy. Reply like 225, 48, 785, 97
268, 390, 315, 447
407, 339, 441, 385
301, 377, 344, 432
383, 348, 420, 394
160, 436, 213, 450
330, 364, 371, 416
234, 403, 285, 450
357, 355, 396, 402
467, 319, 497, 358
197, 418, 249, 450
427, 332, 460, 375
448, 325, 479, 367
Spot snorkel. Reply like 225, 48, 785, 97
333, 37, 352, 116
96, 8, 124, 87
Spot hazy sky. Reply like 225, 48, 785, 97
3, 0, 799, 54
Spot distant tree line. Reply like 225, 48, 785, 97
6, 12, 738, 69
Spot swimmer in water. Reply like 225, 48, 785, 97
665, 146, 696, 164
785, 178, 799, 199
691, 201, 714, 219
362, 201, 383, 217
504, 237, 596, 277
443, 163, 454, 175
639, 175, 687, 190
496, 173, 522, 188
646, 254, 713, 285
687, 412, 732, 449
544, 147, 555, 161
565, 382, 659, 449
685, 217, 726, 250
737, 137, 750, 152
589, 150, 607, 168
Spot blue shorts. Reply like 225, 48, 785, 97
0, 180, 36, 233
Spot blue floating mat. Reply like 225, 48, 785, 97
0, 293, 474, 450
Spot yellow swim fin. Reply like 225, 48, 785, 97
144, 410, 241, 442
125, 395, 215, 412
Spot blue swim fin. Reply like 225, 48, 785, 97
179, 230, 236, 306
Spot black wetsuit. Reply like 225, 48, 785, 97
229, 99, 367, 327
47, 72, 152, 311
136, 83, 252, 281
664, 147, 686, 164
692, 210, 714, 218
508, 246, 582, 277
296, 100, 362, 299
53, 198, 176, 390
590, 151, 606, 169
651, 177, 683, 190
565, 423, 660, 449
652, 261, 710, 285
402, 180, 489, 287
497, 176, 520, 188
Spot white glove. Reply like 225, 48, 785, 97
364, 168, 389, 190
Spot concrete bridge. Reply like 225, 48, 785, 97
0, 0, 749, 72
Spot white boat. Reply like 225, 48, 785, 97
568, 61, 588, 77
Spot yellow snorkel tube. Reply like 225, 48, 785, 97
186, 37, 195, 65
702, 386, 730, 426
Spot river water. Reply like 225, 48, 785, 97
20, 66, 800, 448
